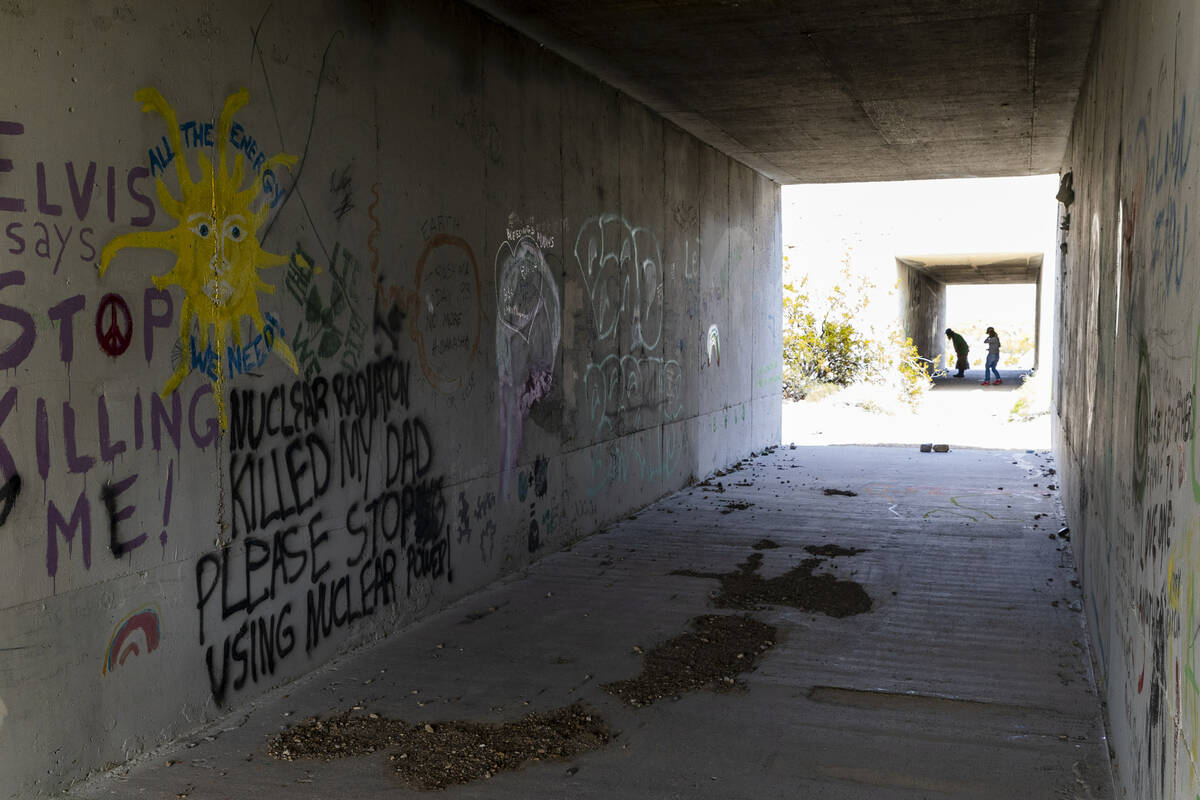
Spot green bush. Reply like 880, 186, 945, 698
878, 330, 931, 408
782, 269, 874, 398
782, 262, 929, 409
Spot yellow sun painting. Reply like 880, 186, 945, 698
99, 87, 300, 428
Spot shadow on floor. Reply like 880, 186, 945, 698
929, 368, 1033, 391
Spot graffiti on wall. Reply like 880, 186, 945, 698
755, 359, 782, 391
369, 195, 483, 396
196, 348, 454, 706
455, 486, 498, 564
1071, 93, 1200, 800
411, 227, 483, 392
102, 606, 162, 675
1128, 338, 1193, 568
0, 119, 158, 275
576, 214, 662, 351
0, 266, 222, 578
98, 88, 300, 429
670, 203, 701, 282
0, 470, 20, 529
1163, 520, 1196, 793
1134, 96, 1193, 295
496, 222, 560, 475
517, 455, 554, 553
705, 324, 720, 368
585, 429, 684, 500
1134, 336, 1153, 502
574, 215, 681, 438
284, 237, 367, 379
37, 390, 215, 580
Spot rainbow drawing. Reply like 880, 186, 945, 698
102, 607, 162, 675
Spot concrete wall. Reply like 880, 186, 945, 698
896, 261, 947, 365
0, 2, 782, 795
1055, 0, 1200, 795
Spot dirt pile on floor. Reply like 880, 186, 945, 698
804, 544, 866, 558
602, 614, 776, 707
673, 548, 871, 617
268, 702, 609, 790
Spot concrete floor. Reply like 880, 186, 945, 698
70, 444, 1114, 799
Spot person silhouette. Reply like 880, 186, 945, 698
945, 328, 969, 378
982, 326, 1002, 385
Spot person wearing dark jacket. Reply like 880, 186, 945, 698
945, 328, 969, 377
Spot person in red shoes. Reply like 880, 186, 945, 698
982, 326, 1002, 385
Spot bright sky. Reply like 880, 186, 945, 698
783, 174, 1060, 258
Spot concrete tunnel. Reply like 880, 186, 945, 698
897, 251, 1045, 371
0, 0, 1193, 796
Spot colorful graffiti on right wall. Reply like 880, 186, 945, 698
1062, 22, 1200, 795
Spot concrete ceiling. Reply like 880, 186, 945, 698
463, 0, 1101, 184
896, 252, 1043, 284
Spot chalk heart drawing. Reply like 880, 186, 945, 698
496, 235, 561, 474
102, 607, 162, 675
99, 88, 300, 428
497, 236, 561, 352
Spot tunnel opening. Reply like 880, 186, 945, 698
896, 251, 1044, 373
781, 176, 1059, 450
944, 284, 1039, 371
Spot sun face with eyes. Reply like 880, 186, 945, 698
99, 87, 300, 428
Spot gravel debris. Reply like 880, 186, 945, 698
268, 702, 609, 790
602, 614, 776, 707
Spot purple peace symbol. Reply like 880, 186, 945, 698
95, 293, 133, 356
